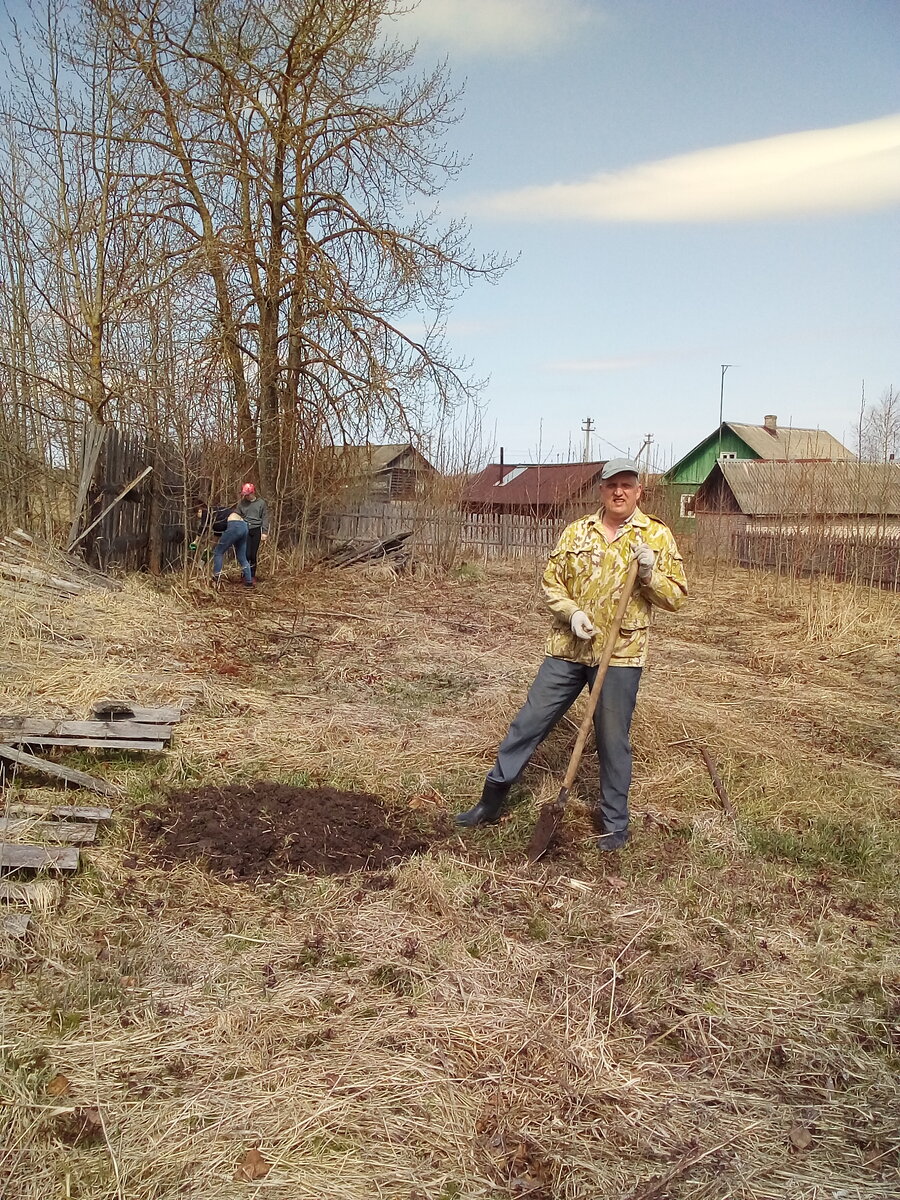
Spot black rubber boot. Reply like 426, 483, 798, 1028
596, 828, 631, 852
455, 780, 511, 827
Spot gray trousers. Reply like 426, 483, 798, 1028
487, 657, 642, 834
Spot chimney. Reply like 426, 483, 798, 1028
763, 415, 777, 435
499, 446, 504, 468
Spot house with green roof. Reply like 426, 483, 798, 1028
662, 414, 854, 529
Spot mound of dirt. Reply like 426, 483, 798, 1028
141, 782, 441, 881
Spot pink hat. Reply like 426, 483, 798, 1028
241, 483, 256, 495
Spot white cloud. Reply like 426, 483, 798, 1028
475, 114, 900, 221
393, 0, 596, 57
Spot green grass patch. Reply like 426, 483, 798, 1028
745, 815, 883, 876
384, 670, 476, 712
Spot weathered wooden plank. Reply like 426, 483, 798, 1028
0, 718, 173, 742
0, 881, 40, 903
0, 563, 82, 593
0, 844, 80, 872
0, 819, 98, 845
1, 913, 30, 938
91, 703, 182, 725
6, 737, 166, 751
0, 745, 118, 796
5, 804, 113, 823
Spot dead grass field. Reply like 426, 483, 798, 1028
1, 556, 898, 1199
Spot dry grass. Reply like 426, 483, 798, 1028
1, 557, 898, 1199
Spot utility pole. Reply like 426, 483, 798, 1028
581, 417, 595, 462
717, 365, 733, 461
634, 433, 654, 469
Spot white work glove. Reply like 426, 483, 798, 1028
570, 610, 596, 640
634, 541, 656, 583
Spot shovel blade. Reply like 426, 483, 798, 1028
526, 788, 568, 863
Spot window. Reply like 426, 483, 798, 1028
718, 451, 737, 460
495, 466, 527, 486
680, 492, 696, 519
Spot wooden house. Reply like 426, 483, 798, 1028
663, 415, 854, 528
463, 461, 609, 517
696, 458, 897, 556
333, 443, 436, 501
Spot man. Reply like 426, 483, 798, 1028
236, 483, 269, 580
456, 459, 688, 850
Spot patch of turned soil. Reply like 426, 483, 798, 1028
141, 782, 444, 881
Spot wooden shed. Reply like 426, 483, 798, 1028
332, 444, 436, 501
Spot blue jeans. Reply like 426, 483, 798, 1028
488, 657, 642, 834
212, 521, 252, 582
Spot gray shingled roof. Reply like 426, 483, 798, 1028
331, 444, 433, 475
717, 460, 900, 515
726, 422, 853, 461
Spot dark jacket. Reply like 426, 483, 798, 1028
196, 505, 234, 536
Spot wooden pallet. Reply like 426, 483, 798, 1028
0, 699, 169, 940
0, 803, 114, 939
0, 717, 174, 752
0, 818, 97, 845
0, 745, 119, 796
0, 877, 65, 939
91, 703, 182, 724
0, 844, 80, 871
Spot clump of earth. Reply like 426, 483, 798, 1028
141, 782, 446, 881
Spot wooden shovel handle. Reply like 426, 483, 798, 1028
561, 558, 640, 790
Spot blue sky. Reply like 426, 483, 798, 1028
392, 0, 900, 468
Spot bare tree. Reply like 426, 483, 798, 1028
0, 0, 507, 560
2, 1, 174, 541
92, 0, 510, 501
860, 386, 899, 464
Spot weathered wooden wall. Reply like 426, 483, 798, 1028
83, 428, 189, 572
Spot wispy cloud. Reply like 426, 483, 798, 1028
475, 114, 900, 221
392, 0, 596, 57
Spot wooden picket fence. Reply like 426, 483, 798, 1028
326, 502, 900, 590
324, 503, 569, 562
731, 527, 900, 592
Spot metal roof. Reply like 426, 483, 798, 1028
725, 422, 853, 461
713, 459, 900, 515
465, 462, 607, 508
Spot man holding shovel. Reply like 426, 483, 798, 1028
456, 459, 688, 850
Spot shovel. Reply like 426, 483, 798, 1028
526, 559, 640, 863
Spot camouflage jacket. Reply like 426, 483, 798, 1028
541, 507, 687, 667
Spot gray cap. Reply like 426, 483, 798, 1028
600, 457, 641, 480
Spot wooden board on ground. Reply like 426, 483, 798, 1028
0, 844, 80, 872
0, 818, 98, 845
6, 803, 113, 822
0, 745, 119, 796
0, 881, 41, 903
90, 703, 182, 725
4, 736, 166, 750
0, 718, 173, 747
1, 913, 30, 938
